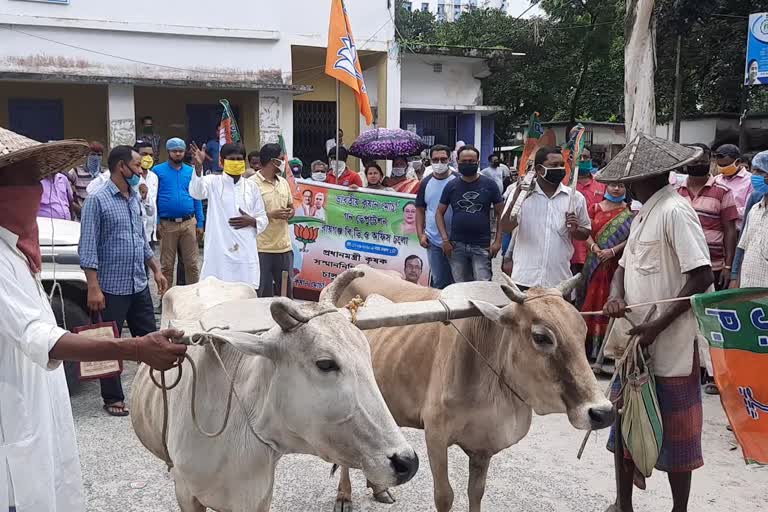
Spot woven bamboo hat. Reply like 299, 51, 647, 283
595, 133, 703, 184
0, 126, 90, 180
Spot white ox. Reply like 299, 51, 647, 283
131, 275, 419, 511
322, 266, 615, 512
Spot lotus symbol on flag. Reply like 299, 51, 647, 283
333, 37, 363, 81
294, 224, 320, 252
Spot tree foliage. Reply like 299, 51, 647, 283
395, 0, 768, 141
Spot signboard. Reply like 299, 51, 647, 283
692, 288, 768, 464
745, 13, 768, 86
289, 180, 429, 300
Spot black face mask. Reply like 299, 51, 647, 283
540, 166, 567, 185
458, 163, 479, 176
685, 164, 711, 177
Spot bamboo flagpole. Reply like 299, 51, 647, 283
336, 80, 340, 171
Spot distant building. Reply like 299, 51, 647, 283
402, 0, 510, 21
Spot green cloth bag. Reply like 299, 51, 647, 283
621, 344, 663, 478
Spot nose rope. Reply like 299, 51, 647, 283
149, 330, 279, 472
437, 299, 527, 404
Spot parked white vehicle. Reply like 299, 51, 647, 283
38, 216, 90, 391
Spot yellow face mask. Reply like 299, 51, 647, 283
223, 159, 246, 176
717, 163, 739, 177
140, 155, 154, 170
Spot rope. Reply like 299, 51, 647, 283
149, 334, 277, 472
437, 299, 527, 404
580, 295, 693, 317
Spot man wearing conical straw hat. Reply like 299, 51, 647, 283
598, 135, 715, 512
0, 127, 187, 512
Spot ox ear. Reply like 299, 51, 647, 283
190, 331, 280, 360
270, 297, 314, 332
469, 300, 516, 327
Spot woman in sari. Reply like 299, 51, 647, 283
581, 182, 633, 370
385, 156, 421, 194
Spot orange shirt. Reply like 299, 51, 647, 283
572, 177, 606, 264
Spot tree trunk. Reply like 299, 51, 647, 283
625, 0, 657, 141
672, 34, 683, 142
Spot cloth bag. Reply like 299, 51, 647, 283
621, 341, 663, 478
73, 315, 122, 380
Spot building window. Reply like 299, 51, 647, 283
454, 4, 462, 18
437, 2, 446, 19
402, 1, 412, 11
421, 2, 429, 11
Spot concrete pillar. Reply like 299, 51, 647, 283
258, 92, 294, 156
385, 42, 401, 132
474, 112, 482, 154
107, 84, 136, 149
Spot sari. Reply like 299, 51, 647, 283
387, 178, 421, 195
581, 203, 633, 358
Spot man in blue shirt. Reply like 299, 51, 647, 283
79, 145, 168, 416
731, 149, 768, 287
416, 144, 457, 288
153, 137, 204, 287
436, 145, 504, 282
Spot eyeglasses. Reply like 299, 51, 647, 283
431, 157, 449, 164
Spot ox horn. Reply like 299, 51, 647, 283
320, 268, 365, 307
499, 273, 527, 304
556, 273, 583, 297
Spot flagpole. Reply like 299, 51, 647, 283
335, 79, 340, 167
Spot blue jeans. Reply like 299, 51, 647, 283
427, 242, 455, 289
449, 241, 492, 282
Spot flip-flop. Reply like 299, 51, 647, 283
103, 403, 130, 417
704, 383, 720, 395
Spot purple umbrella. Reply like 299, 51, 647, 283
349, 128, 426, 160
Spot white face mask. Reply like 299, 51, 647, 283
312, 172, 327, 182
330, 160, 346, 176
392, 166, 407, 178
432, 162, 449, 175
273, 158, 286, 174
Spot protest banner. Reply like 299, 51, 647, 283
692, 288, 768, 464
288, 180, 429, 301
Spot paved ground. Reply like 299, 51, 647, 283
71, 255, 767, 511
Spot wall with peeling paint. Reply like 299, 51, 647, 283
399, 54, 487, 109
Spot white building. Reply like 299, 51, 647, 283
401, 0, 509, 21
0, 0, 400, 166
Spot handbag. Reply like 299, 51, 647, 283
621, 340, 663, 478
73, 314, 123, 380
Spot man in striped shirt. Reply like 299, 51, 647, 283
677, 144, 738, 290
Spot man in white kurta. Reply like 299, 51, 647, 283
188, 142, 268, 288
0, 226, 84, 512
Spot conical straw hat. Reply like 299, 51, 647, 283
0, 126, 90, 180
595, 134, 703, 184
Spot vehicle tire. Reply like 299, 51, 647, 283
50, 294, 91, 394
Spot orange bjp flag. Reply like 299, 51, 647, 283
325, 0, 374, 126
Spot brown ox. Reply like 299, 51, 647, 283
324, 266, 614, 512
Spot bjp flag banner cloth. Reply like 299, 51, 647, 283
691, 288, 768, 465
288, 180, 428, 301
325, 0, 374, 125
219, 99, 241, 145
517, 112, 544, 177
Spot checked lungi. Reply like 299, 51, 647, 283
607, 348, 704, 473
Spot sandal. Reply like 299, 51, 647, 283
704, 383, 720, 395
103, 402, 130, 417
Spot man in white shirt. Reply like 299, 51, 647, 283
0, 127, 185, 512
135, 140, 159, 243
600, 135, 714, 512
500, 146, 591, 290
188, 142, 268, 288
480, 154, 511, 194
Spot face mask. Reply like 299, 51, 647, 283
490, 161, 499, 168
86, 154, 102, 177
578, 160, 593, 176
685, 164, 710, 177
718, 163, 739, 177
458, 163, 479, 176
223, 159, 246, 176
142, 126, 154, 135
432, 162, 449, 175
541, 166, 567, 185
291, 166, 302, 177
330, 160, 346, 176
140, 155, 154, 171
126, 173, 141, 188
604, 191, 626, 203
392, 166, 407, 178
411, 161, 423, 171
312, 172, 327, 182
751, 174, 768, 195
0, 184, 43, 272
272, 158, 286, 174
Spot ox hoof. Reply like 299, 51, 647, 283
371, 489, 395, 504
334, 497, 353, 512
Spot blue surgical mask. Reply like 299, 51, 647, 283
126, 173, 141, 188
751, 174, 768, 195
604, 192, 626, 203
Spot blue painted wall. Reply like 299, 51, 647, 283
456, 113, 475, 146
481, 116, 495, 164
